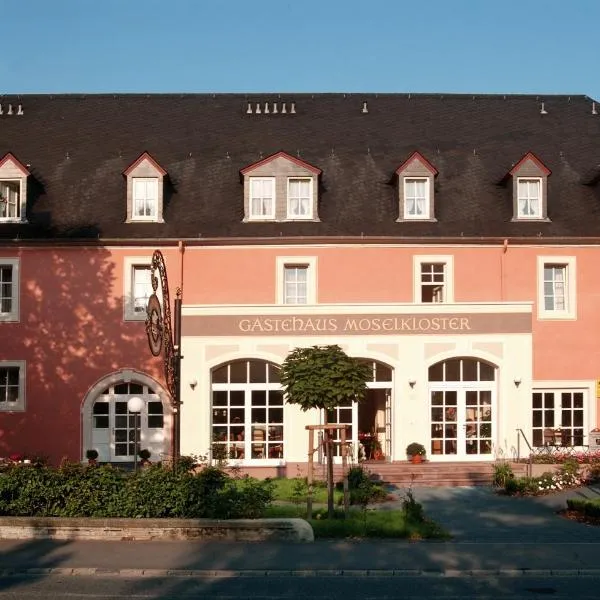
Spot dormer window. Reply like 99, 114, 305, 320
249, 177, 275, 219
241, 151, 321, 222
509, 152, 551, 222
124, 152, 167, 223
396, 152, 438, 222
132, 178, 159, 221
404, 178, 430, 219
287, 177, 312, 219
517, 178, 542, 218
0, 153, 29, 224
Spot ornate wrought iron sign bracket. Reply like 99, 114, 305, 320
145, 249, 182, 462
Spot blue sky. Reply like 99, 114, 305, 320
2, 0, 599, 98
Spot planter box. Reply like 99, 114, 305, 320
0, 517, 314, 542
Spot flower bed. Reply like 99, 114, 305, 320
494, 458, 594, 496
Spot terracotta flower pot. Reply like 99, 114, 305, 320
410, 454, 423, 464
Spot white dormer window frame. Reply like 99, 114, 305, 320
509, 152, 550, 222
0, 179, 25, 222
517, 177, 542, 219
124, 152, 167, 224
286, 177, 313, 219
249, 177, 276, 220
0, 154, 29, 224
132, 177, 159, 222
404, 177, 430, 220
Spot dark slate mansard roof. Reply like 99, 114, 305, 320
1, 93, 599, 242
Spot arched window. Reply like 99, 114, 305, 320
90, 380, 166, 462
211, 359, 283, 461
428, 358, 496, 458
428, 357, 495, 382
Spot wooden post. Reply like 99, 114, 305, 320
307, 428, 314, 520
325, 425, 334, 519
341, 426, 349, 517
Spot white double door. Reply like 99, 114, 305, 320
325, 388, 392, 463
91, 396, 166, 462
430, 386, 494, 460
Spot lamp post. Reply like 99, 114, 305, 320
127, 396, 145, 473
145, 250, 182, 467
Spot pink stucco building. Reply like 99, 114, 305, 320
1, 94, 600, 472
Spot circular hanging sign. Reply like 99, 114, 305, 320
146, 294, 163, 357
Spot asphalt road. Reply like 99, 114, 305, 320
0, 574, 598, 599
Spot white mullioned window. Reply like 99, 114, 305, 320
283, 266, 308, 304
404, 177, 429, 219
544, 265, 566, 311
211, 360, 283, 462
123, 256, 156, 321
287, 178, 312, 219
532, 389, 586, 448
0, 181, 21, 220
133, 266, 153, 314
132, 178, 159, 220
0, 361, 26, 411
537, 257, 576, 319
249, 177, 275, 219
517, 178, 542, 218
420, 263, 445, 303
0, 259, 19, 322
413, 255, 454, 303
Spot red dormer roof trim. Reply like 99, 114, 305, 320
509, 152, 551, 177
240, 151, 322, 175
395, 151, 438, 176
0, 152, 30, 176
123, 151, 167, 176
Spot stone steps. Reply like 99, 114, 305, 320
319, 461, 528, 487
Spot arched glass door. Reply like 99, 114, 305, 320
210, 359, 284, 462
325, 359, 393, 462
428, 358, 496, 460
91, 381, 165, 462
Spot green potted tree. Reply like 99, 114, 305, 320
138, 448, 152, 467
85, 449, 99, 466
406, 442, 426, 464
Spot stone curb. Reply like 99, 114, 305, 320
1, 568, 599, 578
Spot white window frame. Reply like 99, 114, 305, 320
276, 256, 317, 305
413, 255, 454, 303
123, 256, 155, 321
131, 177, 159, 222
531, 381, 593, 448
0, 179, 25, 222
0, 258, 19, 322
404, 177, 430, 220
286, 177, 313, 219
516, 177, 542, 219
249, 177, 276, 220
537, 256, 576, 320
0, 360, 26, 412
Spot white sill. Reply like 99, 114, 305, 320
0, 218, 28, 224
222, 459, 285, 468
537, 311, 576, 321
0, 313, 19, 322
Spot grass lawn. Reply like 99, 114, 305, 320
265, 503, 449, 540
268, 477, 344, 504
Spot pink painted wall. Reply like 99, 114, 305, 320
1, 241, 599, 463
185, 243, 600, 381
0, 247, 169, 462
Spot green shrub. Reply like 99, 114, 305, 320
567, 498, 600, 518
335, 466, 388, 506
492, 461, 514, 487
0, 462, 273, 519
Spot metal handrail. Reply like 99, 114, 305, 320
516, 428, 534, 477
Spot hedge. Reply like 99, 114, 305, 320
566, 498, 600, 518
0, 463, 274, 519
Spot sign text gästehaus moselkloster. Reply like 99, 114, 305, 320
182, 312, 532, 337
